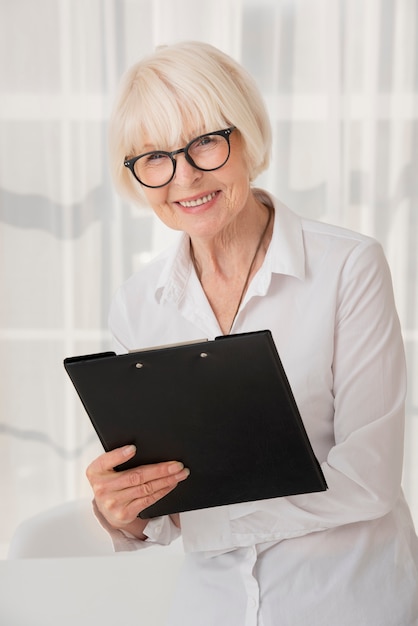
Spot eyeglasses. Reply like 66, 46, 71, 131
124, 126, 236, 189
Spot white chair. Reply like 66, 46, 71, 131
7, 498, 113, 559
4, 499, 184, 626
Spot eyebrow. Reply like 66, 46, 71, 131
138, 129, 206, 155
138, 143, 159, 152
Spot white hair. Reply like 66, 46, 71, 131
109, 41, 272, 206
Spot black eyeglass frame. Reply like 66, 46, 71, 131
124, 126, 236, 189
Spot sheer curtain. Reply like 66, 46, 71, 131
0, 0, 417, 556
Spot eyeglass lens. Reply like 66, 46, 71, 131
133, 131, 231, 188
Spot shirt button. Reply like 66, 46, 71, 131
249, 597, 257, 608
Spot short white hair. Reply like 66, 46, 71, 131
109, 41, 272, 206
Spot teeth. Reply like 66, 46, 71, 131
179, 192, 216, 208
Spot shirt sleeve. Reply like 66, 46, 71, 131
92, 499, 181, 552
180, 240, 407, 553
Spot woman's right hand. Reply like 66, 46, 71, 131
86, 444, 190, 539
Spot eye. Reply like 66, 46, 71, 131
191, 135, 221, 154
142, 152, 170, 167
196, 135, 215, 148
146, 152, 166, 162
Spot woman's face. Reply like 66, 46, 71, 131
138, 129, 253, 241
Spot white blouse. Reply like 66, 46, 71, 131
106, 191, 418, 626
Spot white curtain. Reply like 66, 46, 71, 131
1, 0, 417, 556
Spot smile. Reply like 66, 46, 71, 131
178, 192, 217, 208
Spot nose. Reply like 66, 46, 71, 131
172, 152, 202, 185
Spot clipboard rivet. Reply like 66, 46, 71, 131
135, 362, 143, 368
200, 352, 208, 358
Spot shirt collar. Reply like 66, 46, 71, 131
258, 190, 305, 281
155, 190, 306, 306
155, 231, 192, 306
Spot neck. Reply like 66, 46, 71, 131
189, 196, 274, 335
190, 196, 273, 281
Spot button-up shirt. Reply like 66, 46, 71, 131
106, 191, 418, 625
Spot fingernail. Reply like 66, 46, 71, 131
122, 444, 136, 457
168, 461, 184, 474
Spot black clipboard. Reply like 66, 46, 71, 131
64, 330, 327, 518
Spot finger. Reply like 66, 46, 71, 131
107, 463, 189, 499
132, 466, 190, 495
112, 469, 190, 523
122, 460, 187, 488
87, 444, 137, 478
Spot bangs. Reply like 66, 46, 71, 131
122, 68, 231, 157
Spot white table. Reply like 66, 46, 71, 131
1, 547, 183, 626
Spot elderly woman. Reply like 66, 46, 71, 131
86, 41, 418, 625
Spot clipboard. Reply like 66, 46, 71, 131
64, 330, 327, 518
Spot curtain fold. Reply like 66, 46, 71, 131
0, 0, 417, 555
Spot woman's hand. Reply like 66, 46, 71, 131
86, 444, 190, 539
